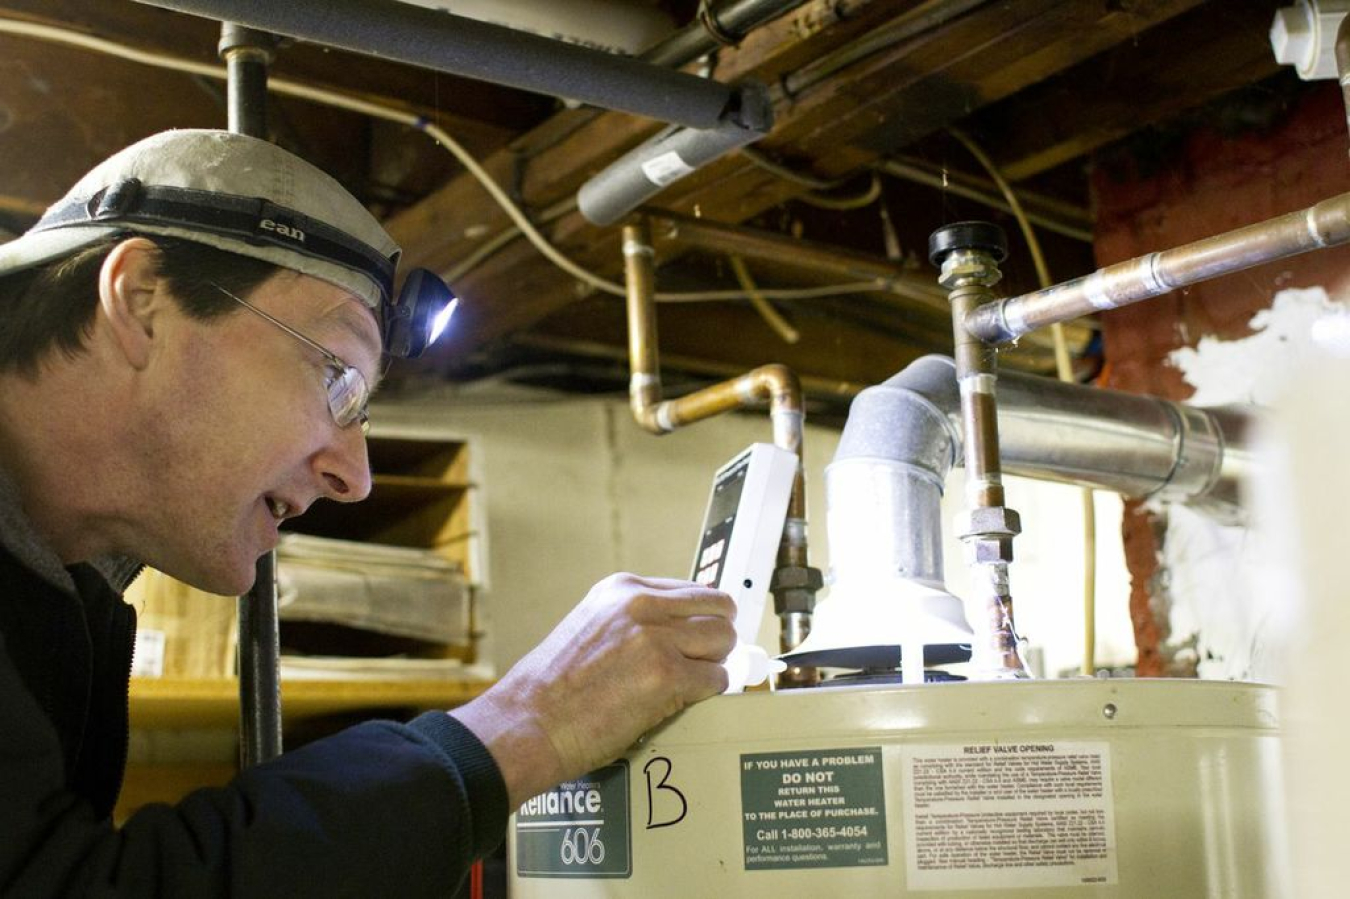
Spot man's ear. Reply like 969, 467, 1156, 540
98, 238, 165, 370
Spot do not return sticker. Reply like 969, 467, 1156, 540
740, 747, 888, 871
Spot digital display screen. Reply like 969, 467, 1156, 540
705, 462, 747, 530
693, 457, 749, 587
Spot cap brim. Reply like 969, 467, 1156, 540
0, 224, 121, 280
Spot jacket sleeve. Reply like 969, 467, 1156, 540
0, 641, 509, 898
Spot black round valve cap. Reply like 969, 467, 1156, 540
928, 221, 1008, 267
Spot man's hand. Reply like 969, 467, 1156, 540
451, 573, 736, 809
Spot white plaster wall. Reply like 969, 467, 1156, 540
1164, 287, 1342, 682
373, 385, 838, 670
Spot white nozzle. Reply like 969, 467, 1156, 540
722, 643, 786, 694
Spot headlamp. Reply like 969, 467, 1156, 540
382, 268, 458, 359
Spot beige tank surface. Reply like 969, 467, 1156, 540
508, 679, 1286, 898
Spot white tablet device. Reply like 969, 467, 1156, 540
691, 443, 799, 653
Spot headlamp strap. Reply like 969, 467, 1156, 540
35, 179, 396, 300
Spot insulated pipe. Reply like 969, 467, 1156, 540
134, 0, 738, 129
623, 220, 820, 684
221, 22, 284, 766
965, 190, 1350, 343
826, 356, 1250, 606
578, 82, 774, 226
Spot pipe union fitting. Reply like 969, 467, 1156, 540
968, 537, 1016, 564
771, 565, 824, 614
938, 251, 1002, 290
954, 506, 1022, 540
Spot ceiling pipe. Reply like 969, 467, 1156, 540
646, 211, 1092, 357
641, 0, 808, 67
649, 210, 948, 308
578, 83, 773, 226
133, 0, 739, 129
965, 189, 1350, 344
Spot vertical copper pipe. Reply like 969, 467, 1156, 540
933, 225, 1028, 681
621, 221, 818, 683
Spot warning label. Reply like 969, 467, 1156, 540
901, 742, 1117, 891
740, 747, 888, 871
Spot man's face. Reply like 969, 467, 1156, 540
129, 269, 382, 595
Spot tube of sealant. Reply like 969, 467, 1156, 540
722, 642, 786, 694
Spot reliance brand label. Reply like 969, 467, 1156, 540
516, 761, 631, 879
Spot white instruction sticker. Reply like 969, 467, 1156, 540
901, 742, 1117, 891
641, 151, 695, 186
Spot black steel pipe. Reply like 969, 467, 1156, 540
221, 20, 285, 767
218, 23, 273, 138
641, 0, 806, 67
137, 0, 739, 129
237, 552, 284, 765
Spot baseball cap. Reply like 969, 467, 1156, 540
0, 129, 399, 310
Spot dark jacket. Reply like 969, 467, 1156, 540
0, 516, 507, 896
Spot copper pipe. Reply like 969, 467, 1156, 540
623, 219, 818, 682
649, 210, 1089, 354
966, 190, 1350, 343
510, 332, 866, 398
933, 228, 1028, 681
647, 210, 949, 310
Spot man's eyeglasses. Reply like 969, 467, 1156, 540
213, 284, 371, 434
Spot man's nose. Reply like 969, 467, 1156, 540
315, 423, 372, 503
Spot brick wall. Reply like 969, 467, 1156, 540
1091, 81, 1350, 675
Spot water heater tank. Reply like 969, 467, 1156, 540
508, 680, 1285, 897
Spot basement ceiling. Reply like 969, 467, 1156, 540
0, 0, 1301, 420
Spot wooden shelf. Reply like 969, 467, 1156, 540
130, 676, 494, 728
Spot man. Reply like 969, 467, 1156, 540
0, 130, 736, 895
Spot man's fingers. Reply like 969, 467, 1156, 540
672, 657, 730, 704
669, 614, 738, 662
633, 586, 736, 622
614, 573, 735, 614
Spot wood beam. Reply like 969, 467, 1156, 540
389, 0, 1208, 353
509, 294, 1059, 396
0, 0, 548, 215
960, 0, 1282, 181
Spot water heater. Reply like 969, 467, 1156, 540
508, 679, 1284, 897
